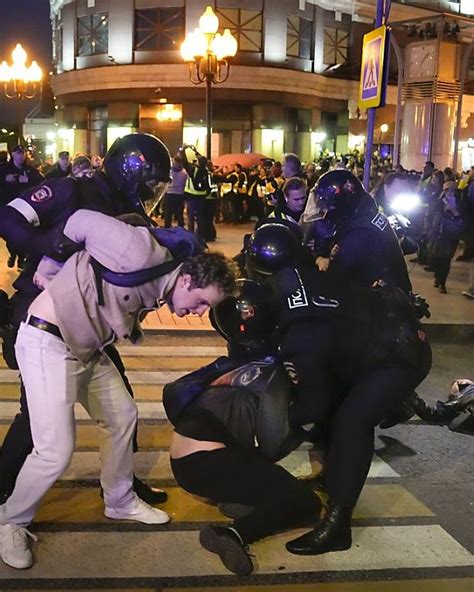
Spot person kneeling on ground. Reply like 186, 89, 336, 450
163, 279, 321, 576
0, 209, 237, 570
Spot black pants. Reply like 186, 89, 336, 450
163, 193, 185, 228
186, 197, 207, 239
171, 447, 321, 545
0, 339, 137, 493
325, 351, 431, 508
203, 199, 217, 241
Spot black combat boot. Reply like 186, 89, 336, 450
286, 501, 353, 555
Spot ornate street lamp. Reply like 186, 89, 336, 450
181, 6, 237, 158
0, 43, 43, 144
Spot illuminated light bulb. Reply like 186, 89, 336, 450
192, 28, 209, 57
0, 61, 11, 82
12, 43, 27, 66
210, 33, 227, 61
180, 34, 195, 62
199, 6, 219, 35
28, 61, 43, 82
221, 29, 238, 58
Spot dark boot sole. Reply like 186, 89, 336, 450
199, 526, 253, 576
286, 537, 352, 555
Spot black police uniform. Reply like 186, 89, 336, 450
311, 196, 412, 293
0, 174, 145, 500
269, 264, 431, 554
0, 160, 44, 206
45, 163, 72, 179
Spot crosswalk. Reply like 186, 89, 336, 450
0, 332, 473, 591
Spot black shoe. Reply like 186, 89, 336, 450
456, 255, 472, 262
379, 402, 415, 429
423, 266, 434, 272
199, 525, 253, 576
100, 476, 168, 505
409, 257, 418, 263
133, 476, 168, 504
286, 502, 352, 555
217, 502, 254, 519
439, 285, 447, 294
434, 280, 440, 288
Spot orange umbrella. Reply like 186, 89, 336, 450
212, 152, 269, 169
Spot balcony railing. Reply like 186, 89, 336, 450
395, 0, 473, 16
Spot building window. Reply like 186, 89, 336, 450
77, 13, 109, 56
54, 20, 63, 65
134, 8, 185, 51
287, 16, 312, 59
215, 8, 263, 52
323, 27, 349, 65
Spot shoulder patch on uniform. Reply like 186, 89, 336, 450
287, 268, 309, 309
30, 185, 53, 203
371, 212, 388, 231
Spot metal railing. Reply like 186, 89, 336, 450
394, 0, 472, 16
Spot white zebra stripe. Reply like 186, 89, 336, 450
0, 526, 471, 581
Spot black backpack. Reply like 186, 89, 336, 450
164, 357, 304, 462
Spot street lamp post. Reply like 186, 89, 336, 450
180, 6, 237, 159
0, 43, 43, 145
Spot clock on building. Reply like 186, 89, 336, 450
405, 41, 437, 80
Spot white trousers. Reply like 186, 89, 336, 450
4, 322, 137, 527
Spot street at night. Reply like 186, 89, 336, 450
0, 0, 473, 590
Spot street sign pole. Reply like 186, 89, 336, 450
362, 0, 390, 190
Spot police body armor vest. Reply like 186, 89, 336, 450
271, 266, 355, 333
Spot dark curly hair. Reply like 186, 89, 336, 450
180, 251, 238, 297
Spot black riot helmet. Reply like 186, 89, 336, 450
304, 169, 371, 225
104, 133, 172, 216
245, 222, 302, 281
210, 279, 276, 348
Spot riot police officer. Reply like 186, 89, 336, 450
302, 169, 412, 293
266, 263, 432, 555
0, 133, 171, 505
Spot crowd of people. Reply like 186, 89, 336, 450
156, 145, 474, 299
0, 135, 472, 577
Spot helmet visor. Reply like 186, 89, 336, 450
141, 181, 169, 217
301, 188, 327, 223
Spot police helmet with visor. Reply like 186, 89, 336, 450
245, 222, 302, 281
302, 169, 367, 225
210, 278, 276, 348
104, 133, 172, 216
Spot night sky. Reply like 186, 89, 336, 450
0, 0, 52, 128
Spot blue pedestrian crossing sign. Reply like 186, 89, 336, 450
359, 25, 389, 109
